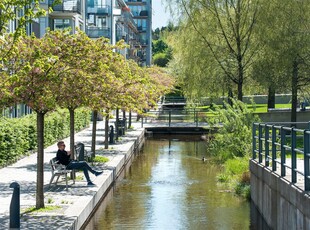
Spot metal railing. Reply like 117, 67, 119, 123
141, 108, 219, 127
252, 122, 310, 191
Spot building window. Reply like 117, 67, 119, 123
96, 0, 107, 6
54, 19, 71, 30
96, 16, 107, 27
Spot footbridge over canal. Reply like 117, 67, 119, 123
251, 122, 310, 229
140, 107, 218, 135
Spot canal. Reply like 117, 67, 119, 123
84, 135, 251, 229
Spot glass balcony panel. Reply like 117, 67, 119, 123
86, 27, 110, 38
49, 0, 81, 14
127, 0, 147, 3
87, 5, 110, 15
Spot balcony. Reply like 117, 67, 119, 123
137, 25, 147, 32
131, 10, 148, 18
49, 0, 81, 14
87, 5, 110, 15
140, 38, 148, 45
126, 0, 147, 5
86, 27, 110, 38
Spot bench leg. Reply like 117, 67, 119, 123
65, 174, 68, 191
49, 175, 55, 187
55, 175, 61, 185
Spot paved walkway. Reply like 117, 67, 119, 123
0, 119, 144, 229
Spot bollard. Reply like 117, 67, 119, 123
9, 182, 20, 229
77, 142, 85, 161
109, 125, 114, 144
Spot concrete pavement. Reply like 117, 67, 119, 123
0, 120, 145, 229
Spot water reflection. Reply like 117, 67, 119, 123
84, 135, 259, 229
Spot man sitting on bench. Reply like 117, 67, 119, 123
56, 141, 103, 186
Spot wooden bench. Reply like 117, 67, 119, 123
49, 157, 75, 191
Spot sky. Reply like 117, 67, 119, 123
152, 0, 171, 30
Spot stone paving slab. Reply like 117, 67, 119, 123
0, 120, 144, 229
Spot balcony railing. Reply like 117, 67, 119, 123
131, 10, 148, 17
140, 38, 148, 45
49, 0, 82, 14
86, 27, 110, 38
127, 0, 147, 3
137, 25, 147, 32
87, 5, 110, 15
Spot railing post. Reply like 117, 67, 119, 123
291, 128, 297, 183
169, 110, 171, 127
265, 125, 270, 167
252, 123, 257, 159
258, 124, 263, 163
280, 127, 286, 177
195, 109, 198, 127
193, 108, 196, 125
304, 131, 310, 191
272, 125, 277, 171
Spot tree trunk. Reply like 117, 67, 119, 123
115, 108, 119, 140
228, 88, 233, 106
91, 110, 98, 156
36, 112, 45, 209
104, 114, 109, 149
237, 81, 243, 101
128, 111, 132, 129
267, 86, 276, 110
122, 110, 126, 131
69, 108, 75, 159
291, 61, 298, 123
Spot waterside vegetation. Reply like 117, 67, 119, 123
206, 99, 260, 200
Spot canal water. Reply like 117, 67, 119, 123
84, 135, 252, 230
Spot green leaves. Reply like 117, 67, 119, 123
208, 98, 260, 162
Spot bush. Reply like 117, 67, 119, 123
208, 99, 260, 162
207, 99, 259, 199
0, 108, 90, 167
153, 52, 170, 67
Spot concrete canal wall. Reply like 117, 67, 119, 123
257, 110, 310, 129
250, 160, 310, 230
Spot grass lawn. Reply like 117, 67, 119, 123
195, 103, 292, 115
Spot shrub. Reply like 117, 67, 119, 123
92, 155, 109, 163
0, 108, 90, 167
208, 99, 260, 162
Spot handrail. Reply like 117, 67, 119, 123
252, 122, 310, 191
140, 108, 219, 128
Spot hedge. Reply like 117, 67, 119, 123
0, 108, 90, 167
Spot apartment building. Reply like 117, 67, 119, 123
4, 0, 152, 117
9, 0, 152, 66
85, 0, 152, 66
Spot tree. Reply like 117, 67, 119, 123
166, 0, 260, 101
6, 34, 60, 208
48, 29, 97, 157
255, 0, 310, 121
0, 0, 47, 36
87, 39, 120, 151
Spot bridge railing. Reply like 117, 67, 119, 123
252, 122, 310, 191
141, 108, 220, 127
